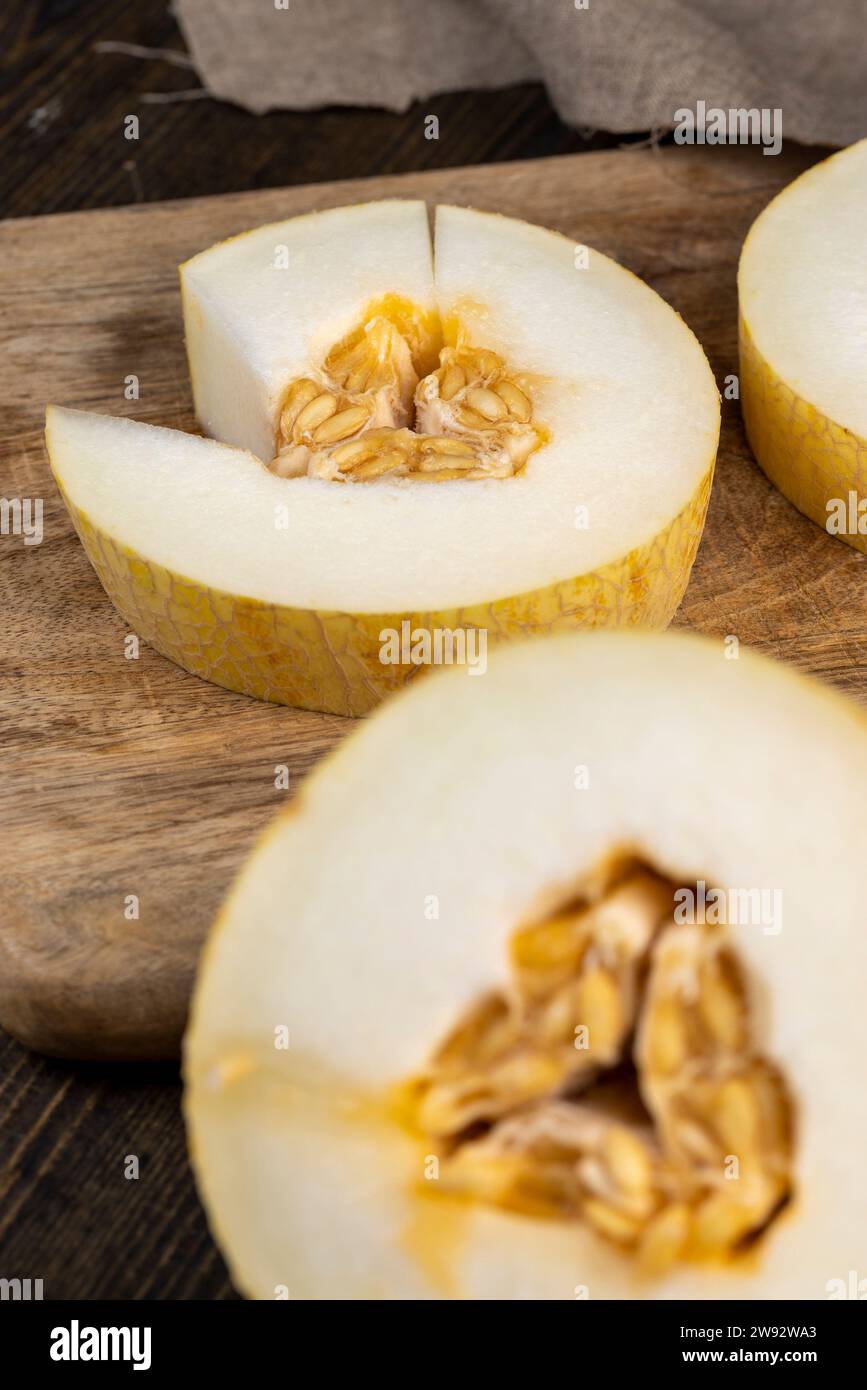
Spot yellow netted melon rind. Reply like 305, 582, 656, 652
739, 314, 867, 554
60, 462, 714, 718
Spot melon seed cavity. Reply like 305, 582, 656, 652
399, 864, 794, 1277
268, 300, 543, 483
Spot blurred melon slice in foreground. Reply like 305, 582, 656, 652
184, 631, 867, 1300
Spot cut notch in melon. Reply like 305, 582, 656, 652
48, 201, 719, 716
739, 139, 867, 553
184, 631, 867, 1300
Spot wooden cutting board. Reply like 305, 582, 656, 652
2, 145, 865, 1061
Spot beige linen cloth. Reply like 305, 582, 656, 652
174, 0, 866, 145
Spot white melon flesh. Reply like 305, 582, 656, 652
184, 631, 867, 1300
48, 201, 719, 716
739, 140, 867, 551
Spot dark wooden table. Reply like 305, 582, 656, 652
0, 0, 644, 1300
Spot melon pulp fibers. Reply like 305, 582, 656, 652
739, 139, 867, 553
184, 631, 867, 1300
48, 201, 719, 717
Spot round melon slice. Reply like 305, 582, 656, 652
739, 140, 867, 552
48, 201, 719, 717
184, 631, 867, 1300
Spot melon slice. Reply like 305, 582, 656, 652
739, 140, 867, 552
184, 631, 867, 1300
48, 201, 719, 717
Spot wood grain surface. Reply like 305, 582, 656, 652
3, 143, 866, 1066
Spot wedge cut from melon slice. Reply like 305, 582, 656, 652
49, 200, 719, 716
739, 140, 867, 552
184, 630, 867, 1300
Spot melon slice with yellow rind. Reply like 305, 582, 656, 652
48, 201, 719, 716
739, 139, 867, 552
